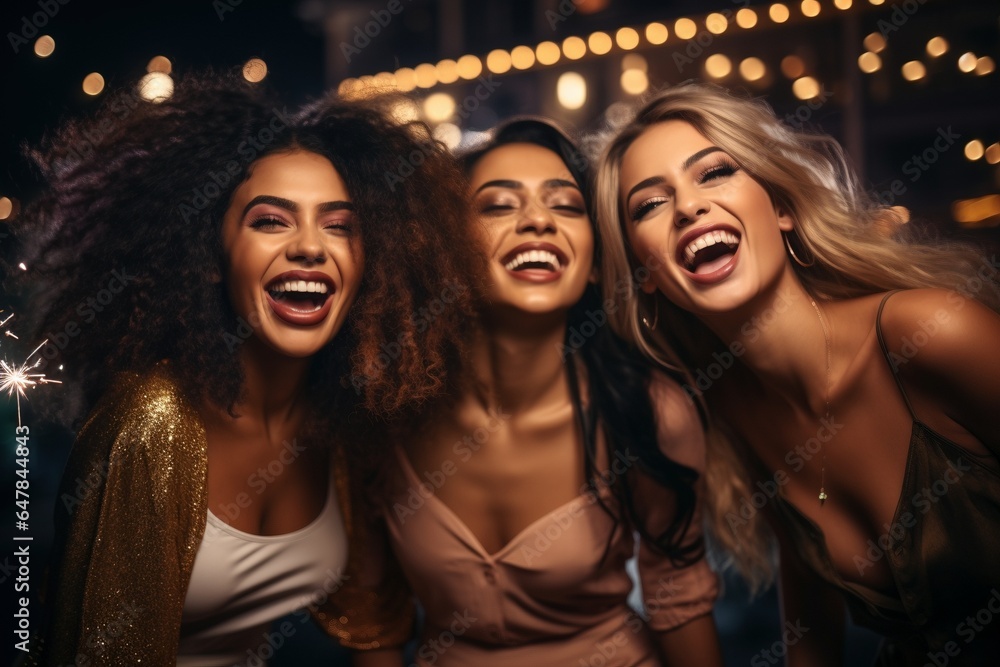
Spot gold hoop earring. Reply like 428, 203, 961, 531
641, 298, 659, 330
783, 231, 815, 268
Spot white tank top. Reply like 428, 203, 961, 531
177, 473, 348, 667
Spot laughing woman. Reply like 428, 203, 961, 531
368, 119, 722, 666
7, 72, 478, 665
595, 83, 1000, 666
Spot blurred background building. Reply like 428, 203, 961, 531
1, 0, 998, 664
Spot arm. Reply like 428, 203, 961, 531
772, 520, 845, 667
38, 367, 209, 666
641, 374, 723, 666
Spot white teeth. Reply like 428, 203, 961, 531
503, 249, 562, 272
271, 279, 330, 294
683, 229, 741, 264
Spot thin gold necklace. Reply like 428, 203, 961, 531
809, 298, 832, 506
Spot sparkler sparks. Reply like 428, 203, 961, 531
1, 311, 62, 426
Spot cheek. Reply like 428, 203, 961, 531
628, 226, 667, 267
335, 241, 366, 293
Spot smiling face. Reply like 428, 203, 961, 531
470, 142, 594, 317
620, 120, 795, 315
221, 150, 364, 359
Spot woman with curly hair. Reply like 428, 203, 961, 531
367, 119, 722, 665
594, 83, 1000, 665
6, 71, 480, 666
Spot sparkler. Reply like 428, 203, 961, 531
1, 310, 62, 427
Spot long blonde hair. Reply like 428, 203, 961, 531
593, 83, 999, 592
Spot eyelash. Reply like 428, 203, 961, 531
249, 215, 286, 229
698, 159, 740, 183
630, 159, 741, 221
631, 197, 668, 222
249, 216, 353, 233
479, 203, 585, 215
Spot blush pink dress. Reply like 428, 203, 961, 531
383, 444, 718, 666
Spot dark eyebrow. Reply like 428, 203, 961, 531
242, 195, 354, 217
624, 147, 727, 205
683, 146, 725, 171
243, 195, 296, 217
543, 179, 580, 191
474, 179, 522, 194
625, 176, 665, 205
317, 201, 355, 213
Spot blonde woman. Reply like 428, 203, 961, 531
593, 83, 1000, 666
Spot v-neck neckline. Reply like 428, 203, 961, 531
393, 446, 601, 562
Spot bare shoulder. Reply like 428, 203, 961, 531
648, 370, 707, 471
875, 288, 1000, 373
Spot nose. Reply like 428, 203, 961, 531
516, 201, 556, 235
673, 187, 711, 229
287, 222, 326, 264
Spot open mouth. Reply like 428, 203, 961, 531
679, 229, 741, 275
500, 243, 569, 277
504, 249, 562, 272
265, 271, 335, 325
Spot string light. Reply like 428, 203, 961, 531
864, 32, 887, 53
781, 55, 806, 79
769, 4, 790, 23
242, 58, 267, 83
645, 23, 668, 44
674, 18, 697, 40
511, 46, 535, 70
588, 31, 612, 55
415, 62, 438, 86
82, 73, 105, 96
792, 76, 821, 99
562, 36, 586, 60
34, 35, 55, 58
557, 72, 586, 110
147, 56, 172, 74
926, 37, 948, 58
358, 2, 988, 109
620, 69, 648, 95
858, 52, 882, 73
985, 143, 1000, 165
436, 59, 459, 84
536, 42, 561, 66
958, 52, 977, 73
457, 55, 482, 80
706, 13, 728, 35
705, 54, 732, 79
138, 72, 173, 102
901, 61, 926, 81
615, 28, 640, 50
740, 57, 767, 82
395, 68, 417, 91
424, 93, 456, 123
964, 140, 985, 161
736, 9, 758, 28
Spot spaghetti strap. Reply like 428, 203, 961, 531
874, 290, 918, 420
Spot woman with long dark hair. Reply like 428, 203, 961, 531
595, 83, 1000, 666
364, 119, 722, 666
6, 71, 480, 666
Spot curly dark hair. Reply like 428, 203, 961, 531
5, 69, 483, 443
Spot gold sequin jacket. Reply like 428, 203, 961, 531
29, 364, 413, 666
